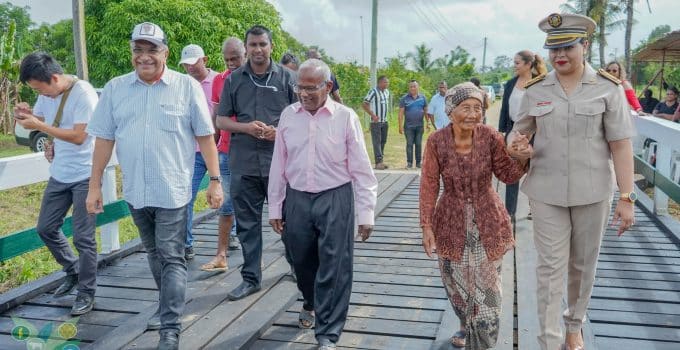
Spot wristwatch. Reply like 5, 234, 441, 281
619, 192, 637, 203
209, 176, 221, 183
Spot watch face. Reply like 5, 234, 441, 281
629, 192, 638, 201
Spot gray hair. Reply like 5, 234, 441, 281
222, 37, 244, 54
298, 59, 331, 82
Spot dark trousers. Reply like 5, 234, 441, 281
37, 177, 97, 295
128, 204, 188, 332
404, 125, 424, 166
370, 122, 388, 164
231, 174, 269, 286
505, 182, 519, 216
282, 182, 354, 344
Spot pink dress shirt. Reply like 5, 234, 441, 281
268, 98, 378, 225
195, 69, 217, 152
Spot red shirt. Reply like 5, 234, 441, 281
212, 70, 234, 154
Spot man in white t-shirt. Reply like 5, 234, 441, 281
15, 52, 99, 316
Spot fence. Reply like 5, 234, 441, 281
0, 152, 121, 262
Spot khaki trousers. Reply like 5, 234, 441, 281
529, 198, 611, 350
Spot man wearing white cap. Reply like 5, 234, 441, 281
179, 44, 218, 262
86, 22, 223, 350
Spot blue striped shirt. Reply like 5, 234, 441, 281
87, 68, 214, 209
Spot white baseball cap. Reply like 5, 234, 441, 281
179, 44, 206, 65
130, 22, 167, 47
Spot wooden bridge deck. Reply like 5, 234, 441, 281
0, 172, 678, 349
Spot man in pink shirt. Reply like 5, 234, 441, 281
199, 37, 247, 272
268, 59, 378, 350
179, 44, 218, 261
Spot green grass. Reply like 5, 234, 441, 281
0, 167, 210, 293
0, 133, 32, 158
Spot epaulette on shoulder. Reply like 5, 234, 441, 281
597, 68, 621, 85
524, 74, 546, 89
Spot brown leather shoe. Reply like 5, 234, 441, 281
375, 162, 388, 170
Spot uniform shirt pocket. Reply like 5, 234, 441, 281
530, 105, 554, 138
575, 103, 605, 138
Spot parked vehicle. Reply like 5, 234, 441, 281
14, 122, 47, 152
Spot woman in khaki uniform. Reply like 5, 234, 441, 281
508, 13, 636, 350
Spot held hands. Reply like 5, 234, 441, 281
248, 121, 276, 141
611, 200, 635, 236
206, 181, 224, 209
13, 102, 41, 130
422, 226, 436, 258
508, 133, 533, 160
356, 225, 373, 242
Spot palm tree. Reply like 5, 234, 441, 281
408, 43, 434, 73
624, 0, 651, 76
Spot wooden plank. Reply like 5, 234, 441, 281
594, 336, 680, 350
374, 174, 416, 216
353, 242, 423, 252
8, 304, 131, 327
595, 269, 680, 282
260, 325, 433, 350
0, 333, 46, 350
515, 214, 539, 350
353, 249, 432, 260
590, 323, 680, 342
349, 293, 448, 311
353, 256, 438, 268
591, 286, 680, 303
25, 294, 154, 314
594, 277, 680, 291
589, 298, 680, 315
352, 282, 444, 299
353, 272, 442, 287
177, 256, 293, 350
273, 311, 439, 338
596, 261, 680, 273
286, 301, 442, 323
588, 309, 680, 327
203, 279, 299, 350
596, 253, 680, 265
352, 263, 440, 277
496, 248, 515, 350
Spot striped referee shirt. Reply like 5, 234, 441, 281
87, 68, 215, 209
363, 87, 390, 123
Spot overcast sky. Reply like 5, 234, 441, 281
10, 0, 679, 68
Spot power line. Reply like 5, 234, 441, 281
407, 0, 458, 49
420, 0, 482, 49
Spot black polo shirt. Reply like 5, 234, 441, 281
217, 61, 297, 177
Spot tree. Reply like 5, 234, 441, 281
82, 0, 288, 86
0, 2, 33, 56
408, 43, 434, 73
624, 0, 651, 74
493, 55, 512, 71
0, 20, 19, 133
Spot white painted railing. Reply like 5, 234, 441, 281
0, 152, 121, 253
633, 114, 680, 215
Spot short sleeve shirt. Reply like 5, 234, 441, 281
212, 70, 231, 154
512, 64, 636, 207
428, 93, 448, 129
399, 93, 427, 128
87, 68, 214, 209
33, 79, 98, 183
654, 101, 679, 116
364, 87, 390, 123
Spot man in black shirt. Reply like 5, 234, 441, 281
639, 88, 659, 114
216, 25, 297, 300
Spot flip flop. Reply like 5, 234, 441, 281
451, 330, 466, 348
200, 260, 228, 272
299, 308, 315, 329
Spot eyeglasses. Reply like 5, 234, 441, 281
606, 69, 619, 73
132, 47, 164, 56
293, 82, 326, 94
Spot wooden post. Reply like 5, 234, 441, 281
72, 0, 88, 80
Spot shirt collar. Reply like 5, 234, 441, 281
295, 97, 337, 117
132, 65, 173, 86
542, 63, 598, 86
200, 69, 217, 84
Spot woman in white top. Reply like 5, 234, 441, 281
498, 50, 547, 226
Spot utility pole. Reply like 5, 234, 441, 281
72, 0, 88, 80
369, 0, 378, 88
360, 16, 365, 67
481, 37, 487, 73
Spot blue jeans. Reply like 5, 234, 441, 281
219, 152, 237, 236
404, 125, 424, 166
186, 152, 207, 248
128, 204, 188, 332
